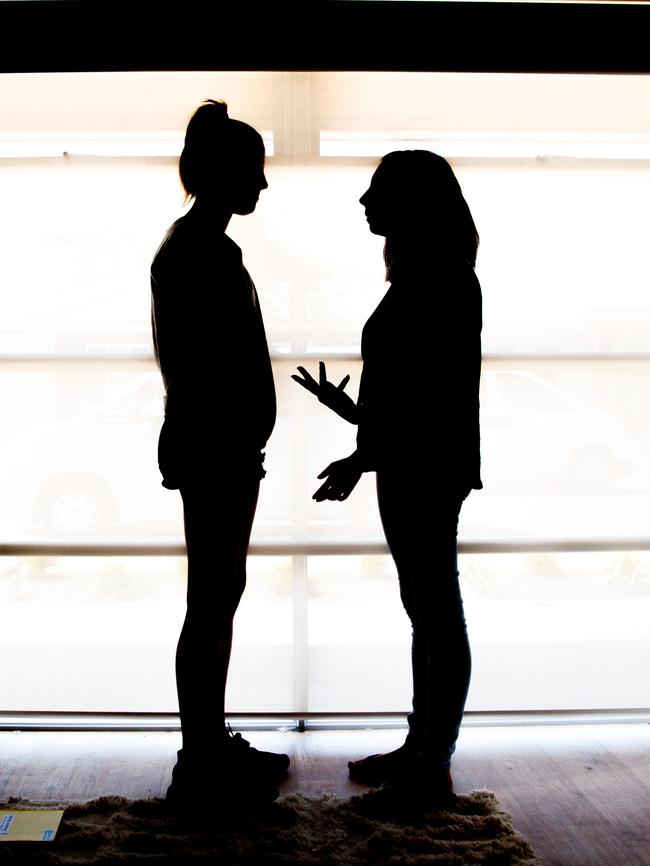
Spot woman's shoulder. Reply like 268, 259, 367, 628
151, 217, 193, 267
156, 215, 238, 254
151, 218, 240, 280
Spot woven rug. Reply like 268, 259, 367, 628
0, 789, 541, 865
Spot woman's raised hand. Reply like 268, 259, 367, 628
292, 361, 359, 424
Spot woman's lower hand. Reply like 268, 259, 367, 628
292, 361, 359, 424
313, 452, 363, 501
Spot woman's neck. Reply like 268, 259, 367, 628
187, 196, 232, 232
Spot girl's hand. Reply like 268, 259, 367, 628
313, 452, 363, 501
292, 361, 359, 424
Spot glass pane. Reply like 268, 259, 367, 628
0, 160, 181, 354
289, 357, 650, 542
0, 71, 275, 137
5, 357, 650, 544
260, 160, 650, 355
320, 71, 650, 149
0, 363, 294, 542
463, 551, 650, 711
307, 555, 411, 712
307, 552, 650, 713
318, 71, 650, 354
0, 159, 298, 356
5, 124, 650, 357
0, 555, 293, 713
466, 359, 650, 541
460, 163, 650, 354
231, 164, 385, 353
285, 359, 382, 541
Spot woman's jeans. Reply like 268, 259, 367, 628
376, 471, 472, 769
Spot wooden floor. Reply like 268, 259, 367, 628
0, 724, 648, 866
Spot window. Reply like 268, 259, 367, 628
1, 71, 649, 716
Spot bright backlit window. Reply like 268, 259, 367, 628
1, 71, 649, 715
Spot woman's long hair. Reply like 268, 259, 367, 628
378, 150, 479, 279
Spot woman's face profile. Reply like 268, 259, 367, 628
198, 129, 268, 215
359, 164, 409, 237
228, 154, 268, 216
359, 167, 391, 237
360, 158, 436, 238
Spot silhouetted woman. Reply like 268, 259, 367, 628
151, 100, 288, 806
294, 150, 482, 805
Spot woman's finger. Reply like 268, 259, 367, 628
295, 366, 317, 383
319, 361, 328, 385
313, 480, 331, 501
292, 367, 319, 393
290, 376, 316, 394
337, 374, 350, 390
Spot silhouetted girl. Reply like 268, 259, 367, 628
151, 100, 288, 806
294, 150, 482, 805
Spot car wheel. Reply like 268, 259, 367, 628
49, 490, 102, 534
35, 475, 117, 535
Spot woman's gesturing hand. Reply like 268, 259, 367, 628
313, 452, 363, 501
292, 361, 359, 424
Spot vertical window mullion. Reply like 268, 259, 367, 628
292, 552, 309, 715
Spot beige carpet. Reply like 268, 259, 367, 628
1, 789, 541, 865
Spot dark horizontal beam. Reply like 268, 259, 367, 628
2, 1, 650, 74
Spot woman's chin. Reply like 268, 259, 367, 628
234, 201, 259, 216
